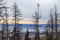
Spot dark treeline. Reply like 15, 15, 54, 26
0, 0, 60, 40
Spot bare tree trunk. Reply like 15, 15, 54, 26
54, 5, 58, 40
11, 3, 22, 40
33, 4, 41, 40
0, 0, 9, 40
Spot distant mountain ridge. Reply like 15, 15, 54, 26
0, 24, 46, 28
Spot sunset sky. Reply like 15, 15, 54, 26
0, 19, 47, 24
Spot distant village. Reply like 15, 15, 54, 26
0, 0, 60, 40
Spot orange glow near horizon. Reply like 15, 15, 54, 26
0, 20, 47, 24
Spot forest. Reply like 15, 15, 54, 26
0, 0, 60, 40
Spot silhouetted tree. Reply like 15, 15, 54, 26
50, 9, 54, 33
2, 6, 9, 40
0, 1, 4, 40
25, 29, 31, 40
45, 22, 50, 40
11, 26, 21, 40
49, 9, 54, 40
33, 4, 41, 40
45, 30, 49, 40
0, 0, 9, 40
11, 3, 22, 40
54, 5, 58, 40
34, 29, 40, 40
45, 9, 54, 40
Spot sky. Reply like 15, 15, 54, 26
1, 0, 60, 24
1, 0, 60, 32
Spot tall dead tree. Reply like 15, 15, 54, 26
54, 5, 58, 40
50, 9, 54, 33
0, 0, 4, 40
0, 0, 9, 40
11, 3, 22, 40
33, 4, 41, 40
48, 9, 54, 40
45, 9, 54, 40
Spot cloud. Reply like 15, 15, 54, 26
6, 0, 53, 20
2, 0, 60, 22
